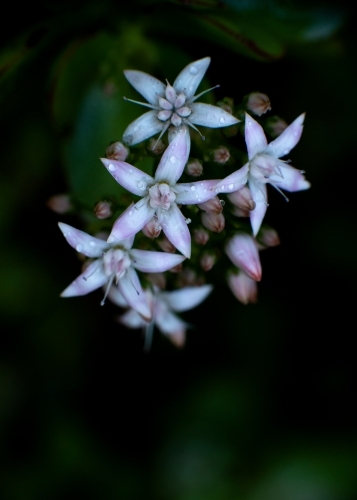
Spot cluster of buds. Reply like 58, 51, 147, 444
55, 57, 310, 349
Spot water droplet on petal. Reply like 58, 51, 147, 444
283, 149, 289, 155
170, 156, 176, 163
89, 241, 96, 246
129, 169, 133, 173
191, 186, 196, 191
137, 180, 147, 190
220, 117, 225, 123
129, 211, 133, 216
189, 66, 198, 75
197, 198, 201, 202
108, 164, 115, 171
228, 183, 234, 190
76, 244, 83, 252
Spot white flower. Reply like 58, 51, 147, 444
122, 57, 239, 145
214, 113, 311, 235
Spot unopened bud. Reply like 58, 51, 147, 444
216, 97, 234, 115
257, 227, 280, 249
246, 92, 271, 116
169, 263, 183, 273
147, 137, 166, 156
46, 194, 72, 214
94, 201, 113, 220
201, 212, 225, 233
193, 228, 209, 245
176, 268, 204, 287
228, 186, 255, 211
185, 158, 203, 177
146, 272, 166, 289
167, 330, 186, 349
228, 271, 258, 304
142, 217, 162, 238
106, 141, 129, 161
265, 116, 288, 138
232, 207, 250, 218
200, 252, 216, 271
157, 236, 176, 253
198, 196, 223, 214
212, 145, 230, 164
225, 233, 262, 282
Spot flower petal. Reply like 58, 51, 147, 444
155, 309, 187, 338
213, 163, 249, 194
119, 309, 147, 329
124, 70, 165, 105
225, 233, 262, 282
154, 126, 190, 184
270, 163, 311, 192
118, 267, 152, 321
163, 285, 213, 312
227, 271, 257, 304
173, 57, 211, 98
107, 201, 156, 243
58, 222, 108, 258
60, 260, 107, 297
190, 103, 239, 128
175, 179, 220, 204
160, 204, 191, 258
264, 113, 305, 159
245, 113, 268, 160
249, 179, 268, 236
100, 158, 153, 196
130, 249, 185, 272
122, 110, 164, 146
107, 285, 128, 307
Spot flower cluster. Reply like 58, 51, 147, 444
55, 57, 310, 349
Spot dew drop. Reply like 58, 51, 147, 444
191, 185, 196, 191
197, 198, 201, 202
283, 149, 289, 155
129, 211, 133, 216
220, 117, 225, 124
108, 164, 115, 171
170, 156, 177, 163
89, 241, 96, 247
76, 244, 83, 252
189, 66, 198, 75
129, 169, 133, 173
137, 180, 147, 190
228, 183, 234, 190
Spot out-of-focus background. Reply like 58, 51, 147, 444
1, 0, 356, 498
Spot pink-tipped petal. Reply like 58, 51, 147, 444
245, 113, 268, 160
228, 271, 258, 304
160, 204, 191, 258
155, 126, 190, 184
60, 260, 107, 297
271, 164, 311, 192
190, 103, 239, 128
175, 179, 220, 205
264, 113, 305, 159
124, 70, 165, 105
173, 57, 211, 98
100, 158, 153, 196
225, 233, 262, 282
122, 110, 164, 146
130, 249, 185, 273
107, 285, 129, 308
155, 307, 187, 339
213, 163, 249, 194
118, 267, 151, 321
58, 222, 108, 258
164, 285, 213, 312
249, 179, 268, 236
108, 202, 156, 243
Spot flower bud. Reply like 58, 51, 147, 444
94, 201, 113, 220
216, 96, 234, 115
106, 141, 129, 161
257, 227, 280, 249
198, 196, 223, 214
147, 137, 166, 156
157, 236, 176, 253
246, 92, 271, 116
228, 271, 258, 304
200, 252, 216, 271
168, 263, 183, 273
185, 158, 203, 177
146, 272, 166, 289
228, 186, 255, 211
265, 116, 288, 138
201, 212, 225, 233
212, 145, 230, 164
46, 194, 72, 214
225, 233, 262, 282
193, 228, 209, 245
142, 217, 162, 238
176, 268, 204, 287
232, 207, 250, 218
167, 330, 186, 349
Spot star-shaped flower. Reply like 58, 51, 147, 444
122, 56, 239, 145
214, 113, 311, 235
58, 222, 185, 320
101, 126, 220, 258
109, 284, 213, 349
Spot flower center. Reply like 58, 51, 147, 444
250, 154, 284, 184
103, 248, 131, 281
157, 81, 192, 126
148, 183, 176, 210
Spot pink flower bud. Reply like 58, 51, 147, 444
193, 228, 209, 245
142, 217, 162, 238
169, 263, 183, 273
176, 268, 205, 287
201, 212, 225, 233
157, 236, 176, 253
185, 158, 203, 177
228, 186, 255, 211
94, 201, 113, 220
200, 252, 216, 271
225, 233, 262, 281
232, 207, 250, 218
198, 196, 223, 214
265, 116, 288, 138
146, 272, 166, 289
106, 141, 129, 161
46, 194, 72, 214
246, 92, 271, 116
212, 145, 230, 164
257, 227, 280, 249
228, 271, 258, 304
167, 330, 186, 348
147, 137, 166, 156
216, 97, 234, 115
